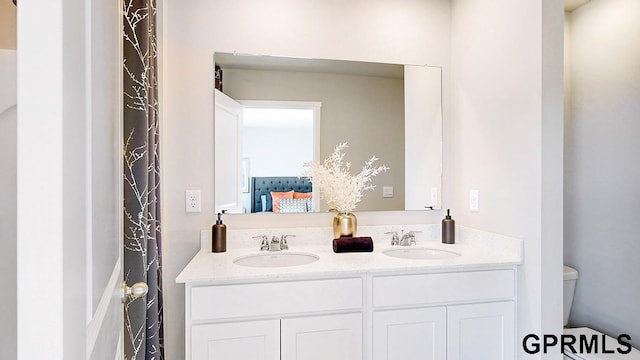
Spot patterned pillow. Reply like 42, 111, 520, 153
293, 191, 313, 199
304, 198, 313, 211
279, 198, 310, 213
270, 191, 294, 213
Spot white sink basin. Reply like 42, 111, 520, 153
233, 252, 319, 268
383, 247, 460, 260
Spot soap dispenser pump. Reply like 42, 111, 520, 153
442, 209, 455, 244
212, 211, 227, 253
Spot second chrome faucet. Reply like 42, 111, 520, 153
385, 230, 418, 246
254, 234, 296, 251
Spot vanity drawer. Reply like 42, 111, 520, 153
191, 277, 363, 321
372, 270, 515, 308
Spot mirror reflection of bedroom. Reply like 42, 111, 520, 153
214, 52, 443, 214
214, 85, 321, 214
241, 105, 318, 214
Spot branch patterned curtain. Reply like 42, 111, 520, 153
123, 1, 164, 359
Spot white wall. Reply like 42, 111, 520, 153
0, 49, 17, 360
162, 0, 451, 358
565, 0, 640, 348
450, 0, 564, 358
243, 125, 313, 177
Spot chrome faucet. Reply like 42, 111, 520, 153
269, 236, 281, 251
254, 235, 270, 251
399, 231, 417, 246
385, 231, 400, 246
254, 234, 295, 251
280, 235, 295, 250
386, 230, 418, 246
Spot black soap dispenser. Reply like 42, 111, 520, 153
212, 211, 227, 253
442, 209, 455, 244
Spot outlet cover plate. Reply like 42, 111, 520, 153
185, 190, 202, 213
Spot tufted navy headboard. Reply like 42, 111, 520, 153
251, 177, 312, 213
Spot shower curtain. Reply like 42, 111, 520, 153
122, 0, 164, 359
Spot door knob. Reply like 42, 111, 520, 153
121, 281, 148, 303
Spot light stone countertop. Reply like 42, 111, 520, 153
176, 224, 522, 285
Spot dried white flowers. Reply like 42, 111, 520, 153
302, 142, 389, 213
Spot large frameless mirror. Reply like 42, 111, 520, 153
213, 52, 442, 214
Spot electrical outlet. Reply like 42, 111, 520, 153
470, 189, 479, 212
185, 190, 201, 213
431, 187, 438, 206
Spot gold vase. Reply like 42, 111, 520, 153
333, 212, 357, 238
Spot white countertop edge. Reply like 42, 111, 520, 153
177, 260, 522, 285
177, 228, 523, 284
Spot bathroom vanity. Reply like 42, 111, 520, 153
176, 225, 521, 360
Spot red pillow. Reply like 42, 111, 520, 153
270, 191, 294, 213
293, 191, 312, 199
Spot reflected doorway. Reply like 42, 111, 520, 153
239, 101, 320, 213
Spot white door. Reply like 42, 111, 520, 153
281, 313, 363, 360
214, 89, 244, 213
16, 1, 126, 359
373, 307, 447, 360
447, 301, 516, 360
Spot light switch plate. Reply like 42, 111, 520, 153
470, 189, 479, 212
383, 186, 394, 198
431, 187, 438, 207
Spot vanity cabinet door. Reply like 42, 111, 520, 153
281, 313, 362, 360
372, 307, 446, 360
447, 301, 515, 360
191, 319, 280, 360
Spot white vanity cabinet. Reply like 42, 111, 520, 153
373, 307, 447, 359
446, 301, 515, 360
371, 269, 516, 360
192, 319, 280, 359
178, 233, 522, 360
185, 277, 364, 359
281, 313, 363, 360
191, 313, 363, 360
184, 269, 517, 359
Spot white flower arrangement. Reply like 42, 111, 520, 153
302, 142, 389, 214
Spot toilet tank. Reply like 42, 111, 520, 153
563, 265, 579, 326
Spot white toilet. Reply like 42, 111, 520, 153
563, 265, 640, 359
